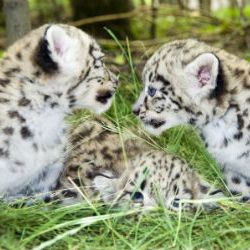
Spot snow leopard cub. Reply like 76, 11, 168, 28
0, 24, 118, 199
133, 39, 250, 201
57, 117, 223, 211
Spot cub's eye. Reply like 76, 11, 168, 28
148, 86, 156, 97
131, 191, 144, 202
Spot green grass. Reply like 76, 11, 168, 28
1, 33, 250, 250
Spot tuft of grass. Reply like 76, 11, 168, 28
1, 33, 250, 250
1, 200, 250, 250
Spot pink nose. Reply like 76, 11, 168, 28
133, 107, 140, 116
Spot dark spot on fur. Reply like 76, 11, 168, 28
15, 161, 24, 166
234, 132, 243, 140
68, 164, 79, 171
16, 52, 22, 60
224, 138, 228, 147
33, 70, 41, 77
209, 58, 226, 102
243, 109, 249, 117
230, 190, 240, 196
33, 143, 38, 151
0, 98, 10, 103
199, 185, 209, 194
8, 110, 26, 123
0, 148, 9, 157
170, 98, 182, 110
238, 151, 250, 159
209, 189, 222, 196
72, 178, 81, 186
140, 180, 147, 190
174, 42, 185, 49
71, 127, 94, 145
149, 72, 153, 81
95, 130, 110, 141
3, 127, 14, 135
4, 67, 21, 77
18, 97, 31, 106
56, 92, 62, 98
184, 188, 192, 195
61, 189, 78, 198
156, 74, 170, 86
237, 114, 244, 129
189, 118, 197, 125
43, 95, 50, 102
234, 68, 245, 78
113, 148, 122, 155
173, 184, 179, 194
68, 95, 76, 108
34, 35, 59, 74
20, 126, 33, 139
175, 173, 180, 179
100, 146, 113, 160
231, 176, 241, 184
24, 42, 30, 49
51, 102, 59, 108
244, 76, 250, 86
85, 169, 95, 179
0, 78, 10, 87
184, 106, 194, 114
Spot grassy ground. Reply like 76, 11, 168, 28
1, 32, 250, 250
1, 70, 250, 250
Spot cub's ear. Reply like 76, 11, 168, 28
46, 25, 72, 59
185, 53, 219, 91
35, 25, 73, 74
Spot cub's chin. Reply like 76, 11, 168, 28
93, 100, 113, 114
82, 98, 113, 114
142, 120, 167, 136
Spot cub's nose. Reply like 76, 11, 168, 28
96, 90, 113, 104
133, 106, 140, 116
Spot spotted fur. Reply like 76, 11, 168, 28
56, 117, 223, 211
0, 24, 118, 199
133, 39, 250, 200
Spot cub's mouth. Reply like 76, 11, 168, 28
96, 90, 114, 104
141, 118, 166, 136
144, 119, 165, 129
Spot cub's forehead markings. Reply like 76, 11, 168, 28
89, 43, 103, 58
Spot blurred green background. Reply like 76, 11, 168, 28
1, 0, 250, 68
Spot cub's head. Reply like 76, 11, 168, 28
7, 24, 118, 114
133, 39, 227, 135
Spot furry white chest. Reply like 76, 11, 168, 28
201, 110, 250, 177
0, 107, 67, 196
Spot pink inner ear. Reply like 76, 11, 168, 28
54, 41, 63, 56
198, 66, 211, 87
